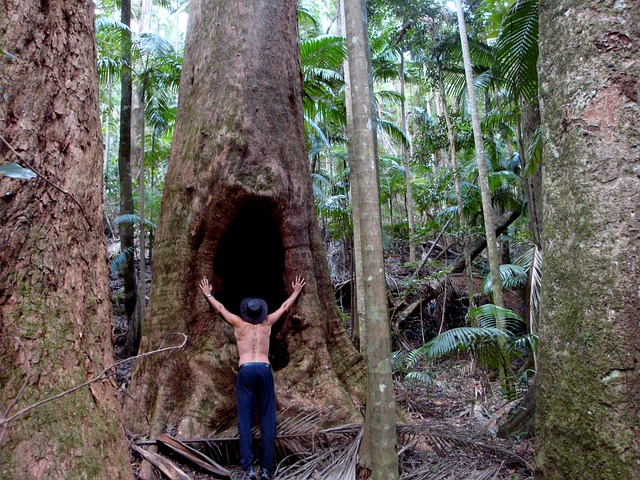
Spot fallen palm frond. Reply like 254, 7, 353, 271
399, 459, 503, 480
276, 426, 362, 480
397, 424, 531, 471
131, 407, 532, 478
156, 434, 230, 478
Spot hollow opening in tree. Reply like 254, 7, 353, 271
213, 200, 289, 371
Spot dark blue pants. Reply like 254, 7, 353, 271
237, 362, 276, 474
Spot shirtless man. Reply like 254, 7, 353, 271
199, 276, 306, 480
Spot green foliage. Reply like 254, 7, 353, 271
109, 246, 135, 275
495, 0, 539, 103
404, 326, 512, 369
467, 304, 524, 333
114, 213, 157, 230
482, 264, 527, 294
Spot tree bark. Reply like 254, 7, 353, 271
125, 0, 365, 440
517, 102, 543, 247
339, 0, 366, 353
537, 1, 640, 478
455, 0, 504, 308
0, 1, 132, 477
344, 0, 399, 477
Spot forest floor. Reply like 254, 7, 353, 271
110, 246, 534, 480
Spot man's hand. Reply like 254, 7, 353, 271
291, 276, 306, 293
199, 277, 213, 297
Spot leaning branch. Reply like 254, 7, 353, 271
0, 333, 187, 428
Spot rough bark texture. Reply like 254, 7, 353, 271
0, 1, 132, 478
124, 0, 365, 440
345, 0, 399, 477
537, 1, 640, 478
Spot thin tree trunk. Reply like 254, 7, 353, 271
137, 77, 147, 355
0, 0, 132, 476
454, 0, 504, 308
340, 0, 366, 354
119, 0, 138, 353
344, 0, 399, 477
400, 53, 416, 262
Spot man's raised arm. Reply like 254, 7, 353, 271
265, 276, 306, 326
199, 277, 242, 326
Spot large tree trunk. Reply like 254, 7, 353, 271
125, 0, 365, 440
344, 0, 399, 477
0, 1, 132, 477
536, 1, 640, 478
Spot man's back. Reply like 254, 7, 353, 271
233, 321, 272, 366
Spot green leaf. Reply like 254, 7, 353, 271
114, 213, 157, 230
0, 163, 37, 179
468, 304, 524, 333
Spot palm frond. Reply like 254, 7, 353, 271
525, 126, 542, 175
515, 244, 542, 333
300, 35, 347, 71
495, 0, 539, 102
297, 6, 319, 30
377, 119, 410, 149
375, 89, 405, 104
114, 213, 157, 230
404, 327, 512, 368
482, 264, 527, 294
133, 32, 176, 59
109, 246, 135, 274
467, 304, 524, 333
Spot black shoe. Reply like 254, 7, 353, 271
242, 467, 257, 480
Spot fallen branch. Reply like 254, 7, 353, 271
0, 333, 187, 429
0, 133, 93, 230
412, 217, 453, 279
131, 442, 192, 480
157, 433, 231, 478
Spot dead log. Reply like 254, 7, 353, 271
394, 209, 521, 323
448, 209, 521, 274
131, 443, 192, 480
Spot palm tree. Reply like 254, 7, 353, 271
344, 0, 399, 476
455, 0, 504, 308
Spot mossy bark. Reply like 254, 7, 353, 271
537, 1, 640, 478
124, 0, 365, 440
0, 1, 132, 478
